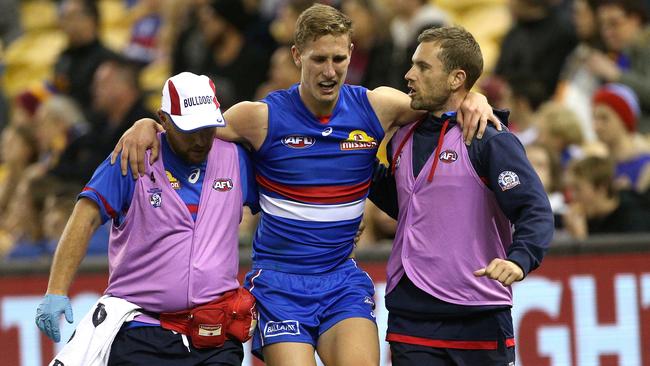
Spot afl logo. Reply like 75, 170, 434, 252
213, 178, 234, 191
439, 150, 458, 163
282, 135, 315, 149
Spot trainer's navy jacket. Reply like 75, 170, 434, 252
370, 111, 553, 318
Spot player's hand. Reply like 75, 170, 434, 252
457, 92, 502, 145
473, 258, 523, 287
110, 118, 164, 179
35, 294, 73, 342
354, 220, 366, 245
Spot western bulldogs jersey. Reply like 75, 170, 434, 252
252, 84, 384, 273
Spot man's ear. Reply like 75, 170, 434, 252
157, 110, 170, 129
449, 69, 467, 91
291, 45, 302, 67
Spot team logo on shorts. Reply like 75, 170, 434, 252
498, 171, 520, 191
340, 130, 377, 150
213, 178, 234, 191
264, 320, 300, 337
282, 135, 315, 149
439, 150, 458, 163
364, 296, 375, 309
148, 188, 162, 208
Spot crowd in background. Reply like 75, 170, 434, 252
0, 0, 650, 262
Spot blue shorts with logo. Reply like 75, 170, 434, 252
244, 259, 376, 359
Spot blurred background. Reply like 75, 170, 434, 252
1, 0, 650, 365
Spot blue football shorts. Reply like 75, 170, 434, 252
244, 258, 377, 359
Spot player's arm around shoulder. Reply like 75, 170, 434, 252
366, 86, 425, 131
219, 101, 269, 151
111, 117, 164, 178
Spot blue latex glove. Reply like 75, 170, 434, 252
35, 294, 73, 342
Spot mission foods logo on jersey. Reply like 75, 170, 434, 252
282, 135, 315, 149
340, 130, 377, 150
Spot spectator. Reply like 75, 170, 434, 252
123, 0, 163, 65
53, 0, 117, 117
254, 46, 300, 100
341, 0, 394, 89
494, 0, 578, 102
0, 0, 21, 46
387, 0, 450, 90
592, 83, 650, 192
564, 155, 650, 240
526, 142, 567, 229
11, 85, 52, 128
51, 58, 156, 183
505, 75, 548, 146
0, 125, 39, 213
555, 0, 603, 141
173, 0, 268, 108
33, 95, 89, 175
536, 101, 585, 168
268, 0, 313, 46
586, 0, 650, 131
1, 174, 50, 260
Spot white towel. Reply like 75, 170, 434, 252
49, 296, 141, 366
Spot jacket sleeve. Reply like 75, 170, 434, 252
473, 132, 554, 276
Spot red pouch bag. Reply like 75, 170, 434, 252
225, 287, 258, 343
160, 293, 233, 349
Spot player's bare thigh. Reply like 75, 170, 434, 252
262, 342, 318, 366
316, 317, 379, 366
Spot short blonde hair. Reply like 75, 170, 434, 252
294, 4, 353, 51
537, 101, 584, 146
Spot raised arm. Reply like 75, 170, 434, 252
35, 198, 102, 342
219, 101, 269, 151
111, 101, 268, 177
366, 86, 424, 131
367, 86, 501, 144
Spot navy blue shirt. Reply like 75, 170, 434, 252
370, 111, 553, 320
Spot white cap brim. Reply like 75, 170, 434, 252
167, 107, 226, 132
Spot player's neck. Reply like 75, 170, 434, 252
431, 92, 467, 118
298, 84, 337, 117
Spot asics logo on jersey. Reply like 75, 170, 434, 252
213, 178, 234, 191
188, 168, 201, 184
282, 135, 315, 149
322, 127, 333, 136
439, 150, 458, 163
264, 320, 300, 337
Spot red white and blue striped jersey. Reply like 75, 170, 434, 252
252, 84, 384, 273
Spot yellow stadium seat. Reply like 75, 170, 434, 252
21, 0, 59, 32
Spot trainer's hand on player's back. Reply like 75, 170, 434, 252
473, 258, 523, 287
111, 118, 164, 179
35, 294, 73, 342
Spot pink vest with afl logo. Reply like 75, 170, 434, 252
387, 123, 513, 306
105, 134, 243, 313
